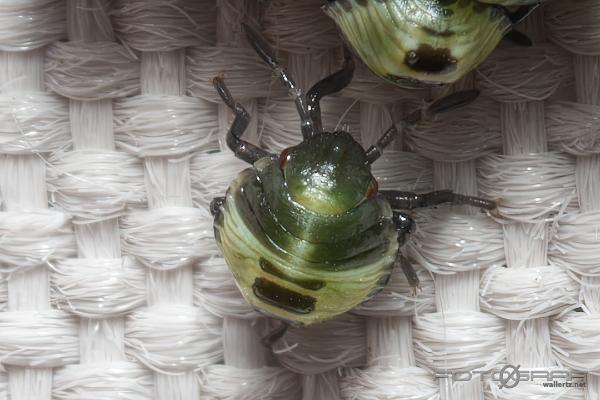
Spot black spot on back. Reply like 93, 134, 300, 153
404, 44, 457, 74
253, 277, 316, 315
259, 258, 325, 291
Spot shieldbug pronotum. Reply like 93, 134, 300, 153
210, 23, 496, 327
323, 0, 541, 87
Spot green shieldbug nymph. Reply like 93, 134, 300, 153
210, 23, 496, 326
323, 0, 540, 87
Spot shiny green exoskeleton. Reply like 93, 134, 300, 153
210, 23, 496, 326
323, 0, 540, 87
215, 135, 398, 325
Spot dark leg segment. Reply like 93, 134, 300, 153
392, 211, 419, 289
398, 253, 419, 291
382, 190, 496, 210
242, 22, 315, 140
504, 30, 533, 47
213, 77, 272, 164
306, 48, 355, 133
393, 210, 414, 237
364, 90, 480, 164
210, 196, 226, 216
261, 321, 289, 347
505, 3, 541, 25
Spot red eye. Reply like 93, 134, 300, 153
366, 178, 378, 199
279, 147, 291, 169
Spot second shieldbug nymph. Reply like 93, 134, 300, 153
210, 23, 496, 327
323, 0, 541, 87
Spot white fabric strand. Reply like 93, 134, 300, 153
125, 304, 223, 373
260, 96, 360, 152
120, 207, 213, 271
190, 151, 247, 209
546, 101, 600, 156
194, 257, 259, 320
476, 44, 572, 103
187, 46, 282, 101
114, 95, 218, 157
272, 314, 366, 375
51, 257, 146, 319
45, 41, 140, 101
406, 210, 505, 275
0, 0, 65, 51
0, 93, 70, 155
0, 373, 5, 400
0, 277, 6, 312
341, 63, 419, 104
354, 265, 435, 317
0, 209, 76, 272
340, 366, 440, 400
480, 265, 579, 320
549, 211, 600, 278
406, 97, 501, 162
47, 150, 147, 222
551, 312, 600, 373
198, 365, 302, 400
262, 0, 338, 54
546, 0, 600, 56
371, 151, 433, 192
111, 0, 216, 52
412, 311, 506, 372
53, 361, 153, 400
478, 153, 577, 223
0, 310, 79, 368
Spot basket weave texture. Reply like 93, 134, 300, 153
0, 0, 599, 399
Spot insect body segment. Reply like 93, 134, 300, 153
214, 157, 398, 325
323, 0, 535, 87
282, 132, 375, 214
211, 22, 496, 326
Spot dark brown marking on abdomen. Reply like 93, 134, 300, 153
252, 277, 316, 314
404, 44, 458, 74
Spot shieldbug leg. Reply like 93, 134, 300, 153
425, 90, 480, 115
393, 210, 414, 238
504, 3, 542, 25
210, 197, 226, 216
306, 48, 355, 133
365, 90, 480, 164
382, 190, 496, 210
242, 21, 315, 140
504, 30, 533, 47
398, 253, 420, 296
261, 321, 289, 348
392, 211, 420, 293
213, 77, 272, 164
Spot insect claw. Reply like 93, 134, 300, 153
410, 285, 421, 298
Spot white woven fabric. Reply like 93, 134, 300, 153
0, 0, 598, 399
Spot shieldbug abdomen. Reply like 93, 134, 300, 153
323, 0, 541, 87
210, 23, 496, 326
